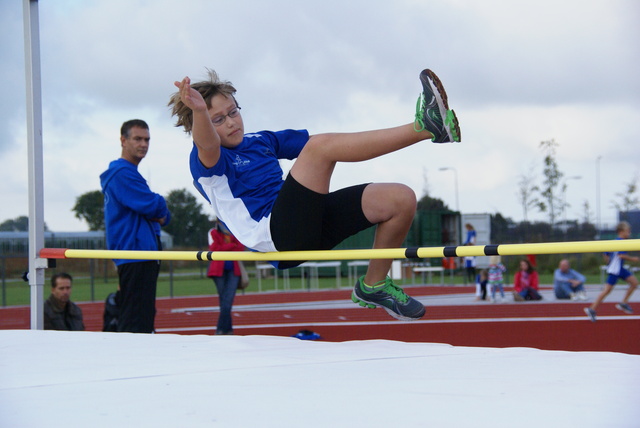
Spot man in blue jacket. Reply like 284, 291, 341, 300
100, 119, 171, 333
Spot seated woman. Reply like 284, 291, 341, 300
512, 259, 542, 301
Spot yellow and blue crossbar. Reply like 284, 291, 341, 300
39, 239, 640, 262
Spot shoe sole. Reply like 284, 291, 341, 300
421, 69, 461, 142
351, 291, 425, 322
615, 304, 633, 314
447, 109, 461, 142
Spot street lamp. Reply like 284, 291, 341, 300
563, 175, 582, 228
439, 167, 459, 212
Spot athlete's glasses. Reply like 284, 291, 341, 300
211, 107, 241, 126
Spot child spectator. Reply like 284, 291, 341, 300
474, 269, 488, 301
488, 256, 507, 303
513, 258, 542, 301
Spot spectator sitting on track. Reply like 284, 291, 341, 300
553, 259, 587, 300
512, 259, 542, 301
44, 272, 85, 331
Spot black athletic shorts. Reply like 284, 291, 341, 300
270, 173, 374, 268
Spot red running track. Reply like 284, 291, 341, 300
2, 286, 639, 354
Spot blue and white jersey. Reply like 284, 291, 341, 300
464, 229, 476, 245
191, 129, 309, 252
605, 238, 626, 275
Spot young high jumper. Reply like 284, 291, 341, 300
168, 69, 460, 321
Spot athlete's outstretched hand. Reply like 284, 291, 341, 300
174, 77, 207, 112
174, 76, 221, 167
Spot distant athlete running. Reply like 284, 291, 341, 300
585, 221, 639, 322
168, 68, 460, 321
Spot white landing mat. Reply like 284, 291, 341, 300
1, 330, 638, 428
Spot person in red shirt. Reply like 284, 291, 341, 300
207, 221, 246, 335
512, 259, 541, 301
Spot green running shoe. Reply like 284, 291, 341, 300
351, 275, 426, 321
414, 69, 461, 143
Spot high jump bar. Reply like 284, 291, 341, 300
39, 239, 640, 262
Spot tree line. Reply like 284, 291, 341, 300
69, 188, 213, 248
0, 189, 214, 249
2, 139, 637, 248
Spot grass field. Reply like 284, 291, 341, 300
1, 268, 605, 307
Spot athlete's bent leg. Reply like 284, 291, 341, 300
360, 183, 416, 284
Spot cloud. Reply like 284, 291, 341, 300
1, 0, 639, 231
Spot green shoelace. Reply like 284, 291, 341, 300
365, 276, 409, 304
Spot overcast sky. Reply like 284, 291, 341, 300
1, 0, 639, 233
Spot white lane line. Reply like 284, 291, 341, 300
156, 315, 640, 333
